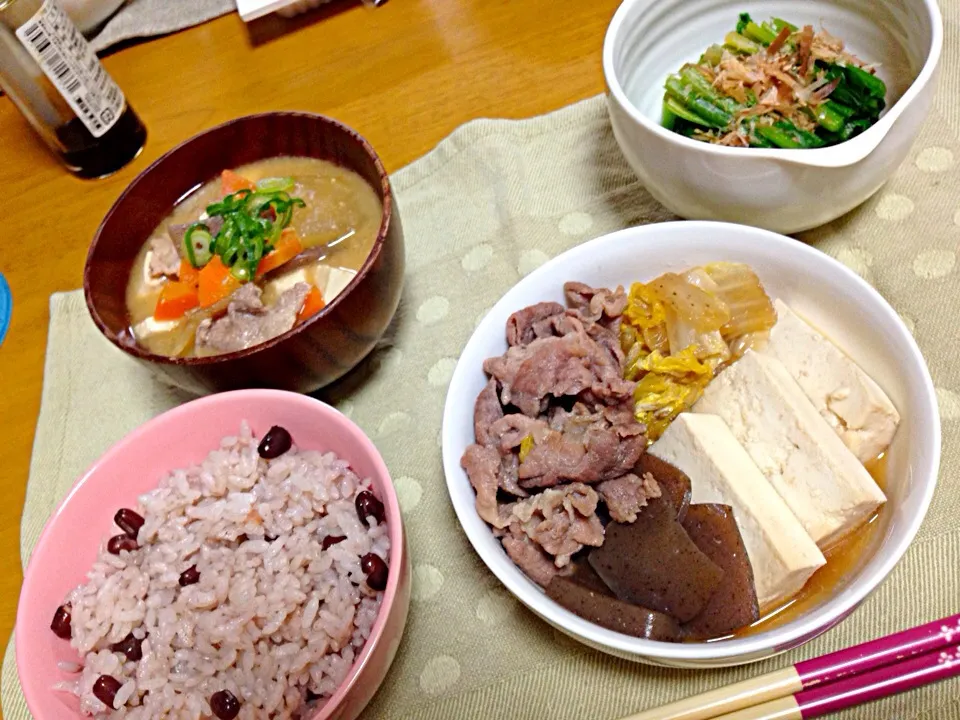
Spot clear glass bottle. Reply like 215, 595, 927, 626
0, 0, 146, 178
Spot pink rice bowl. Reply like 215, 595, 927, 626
16, 390, 410, 720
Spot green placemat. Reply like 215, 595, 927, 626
4, 84, 960, 719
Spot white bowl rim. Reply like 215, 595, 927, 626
602, 0, 944, 169
441, 220, 941, 662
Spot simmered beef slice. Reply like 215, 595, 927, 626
461, 444, 505, 528
498, 452, 527, 498
637, 453, 692, 521
587, 498, 723, 623
474, 378, 504, 447
547, 575, 681, 641
501, 532, 564, 588
680, 504, 760, 640
147, 235, 182, 278
505, 483, 604, 567
483, 315, 634, 417
564, 282, 628, 325
516, 404, 647, 488
195, 282, 310, 355
597, 472, 661, 523
518, 416, 645, 489
469, 384, 529, 498
506, 302, 565, 346
489, 414, 551, 453
548, 403, 643, 440
586, 320, 626, 367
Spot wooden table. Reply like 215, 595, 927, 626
0, 0, 617, 705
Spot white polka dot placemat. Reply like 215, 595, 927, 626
4, 84, 960, 718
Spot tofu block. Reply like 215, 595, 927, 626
316, 265, 357, 303
650, 414, 825, 611
692, 352, 886, 549
762, 299, 900, 463
267, 266, 312, 297
134, 315, 180, 339
267, 265, 356, 304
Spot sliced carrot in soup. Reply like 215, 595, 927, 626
221, 169, 255, 196
198, 256, 242, 307
178, 259, 200, 288
256, 228, 303, 277
296, 286, 325, 324
155, 280, 200, 320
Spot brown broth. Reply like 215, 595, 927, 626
726, 453, 888, 640
124, 156, 382, 357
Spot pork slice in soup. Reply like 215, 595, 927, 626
124, 157, 382, 358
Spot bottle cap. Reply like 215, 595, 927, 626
0, 272, 10, 347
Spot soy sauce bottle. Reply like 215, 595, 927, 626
0, 0, 146, 178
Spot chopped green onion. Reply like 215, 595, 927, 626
186, 185, 307, 284
230, 264, 252, 282
256, 176, 296, 193
183, 226, 213, 268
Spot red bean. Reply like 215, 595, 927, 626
355, 491, 385, 527
107, 534, 139, 554
114, 508, 144, 538
257, 426, 292, 459
210, 689, 241, 719
360, 552, 389, 591
110, 633, 144, 662
179, 565, 200, 587
50, 604, 72, 640
321, 535, 346, 550
93, 675, 122, 709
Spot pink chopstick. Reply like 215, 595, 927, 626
792, 613, 960, 688
713, 643, 960, 719
622, 613, 960, 720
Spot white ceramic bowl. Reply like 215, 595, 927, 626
603, 0, 943, 234
441, 221, 940, 668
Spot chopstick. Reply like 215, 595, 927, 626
622, 613, 960, 720
711, 643, 960, 719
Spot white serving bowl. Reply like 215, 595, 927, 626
441, 221, 940, 668
602, 0, 943, 234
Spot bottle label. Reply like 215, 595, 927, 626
15, 0, 125, 139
